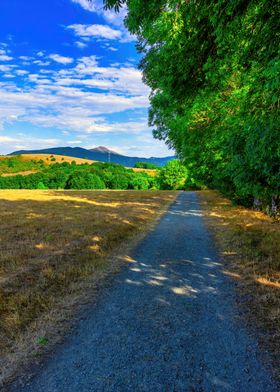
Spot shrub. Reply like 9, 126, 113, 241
129, 174, 150, 190
37, 182, 48, 190
134, 162, 161, 170
66, 172, 105, 189
110, 174, 129, 190
158, 160, 187, 190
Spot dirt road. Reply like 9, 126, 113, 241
9, 192, 277, 391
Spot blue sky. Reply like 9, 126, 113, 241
0, 0, 173, 157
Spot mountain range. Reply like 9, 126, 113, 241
9, 146, 175, 167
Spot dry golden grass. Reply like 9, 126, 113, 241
131, 168, 158, 176
1, 170, 36, 177
18, 154, 95, 165
199, 190, 280, 369
0, 189, 178, 384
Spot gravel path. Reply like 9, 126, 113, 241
9, 192, 277, 392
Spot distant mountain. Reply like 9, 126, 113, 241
9, 146, 175, 167
90, 146, 121, 155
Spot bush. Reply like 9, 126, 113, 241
158, 160, 187, 190
129, 174, 150, 190
37, 182, 48, 190
134, 162, 161, 170
110, 174, 129, 190
45, 171, 69, 189
66, 172, 105, 189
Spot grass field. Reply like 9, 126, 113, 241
199, 190, 280, 370
0, 189, 177, 383
131, 167, 158, 176
0, 154, 96, 166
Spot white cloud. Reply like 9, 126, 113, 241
71, 0, 95, 12
75, 41, 87, 49
19, 56, 33, 61
0, 136, 61, 154
69, 0, 133, 42
0, 54, 150, 139
0, 55, 13, 61
67, 23, 122, 41
0, 64, 15, 72
67, 140, 83, 144
15, 69, 28, 75
49, 54, 74, 64
0, 135, 17, 142
71, 0, 127, 27
33, 60, 50, 66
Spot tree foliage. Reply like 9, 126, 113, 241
0, 159, 164, 190
134, 162, 161, 169
157, 160, 187, 190
104, 0, 280, 209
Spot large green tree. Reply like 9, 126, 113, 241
103, 0, 280, 210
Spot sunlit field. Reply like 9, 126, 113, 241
0, 189, 177, 379
199, 190, 280, 367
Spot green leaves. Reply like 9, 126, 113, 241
157, 160, 187, 190
103, 0, 280, 207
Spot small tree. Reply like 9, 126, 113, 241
66, 172, 105, 189
129, 174, 150, 190
37, 182, 48, 190
158, 160, 187, 190
110, 174, 129, 190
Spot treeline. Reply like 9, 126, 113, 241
0, 159, 187, 190
134, 162, 161, 170
104, 0, 280, 212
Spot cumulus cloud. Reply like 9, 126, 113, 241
0, 135, 18, 142
49, 54, 74, 64
0, 55, 149, 134
75, 41, 87, 49
71, 0, 127, 27
0, 135, 61, 154
15, 69, 28, 75
19, 56, 33, 61
0, 54, 13, 61
67, 23, 122, 41
33, 60, 50, 66
69, 0, 133, 42
0, 64, 15, 72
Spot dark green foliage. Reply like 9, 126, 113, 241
44, 171, 69, 189
110, 174, 129, 190
104, 0, 280, 210
65, 172, 106, 190
134, 162, 161, 170
129, 174, 151, 190
0, 156, 184, 191
0, 173, 46, 189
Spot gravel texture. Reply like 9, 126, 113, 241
9, 192, 277, 392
